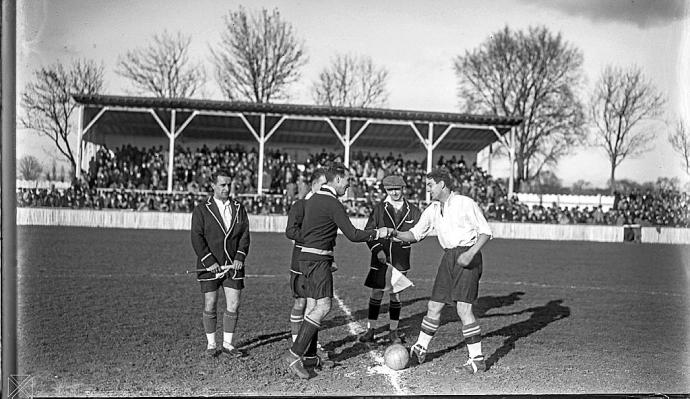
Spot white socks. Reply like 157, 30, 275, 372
206, 333, 216, 349
223, 332, 234, 349
467, 342, 482, 358
367, 319, 380, 330
416, 331, 433, 348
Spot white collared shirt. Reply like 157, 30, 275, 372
409, 192, 492, 248
213, 197, 232, 229
384, 195, 404, 210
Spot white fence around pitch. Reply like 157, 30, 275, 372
516, 193, 615, 211
16, 208, 690, 244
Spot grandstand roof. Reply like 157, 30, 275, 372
73, 94, 522, 153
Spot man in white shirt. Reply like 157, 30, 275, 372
392, 168, 492, 374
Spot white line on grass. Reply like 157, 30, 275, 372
332, 290, 409, 395
336, 275, 686, 298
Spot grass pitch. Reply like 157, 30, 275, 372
17, 226, 690, 396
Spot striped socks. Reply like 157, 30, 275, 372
291, 316, 320, 356
417, 316, 440, 348
462, 322, 482, 358
367, 297, 382, 329
389, 299, 402, 331
290, 308, 304, 342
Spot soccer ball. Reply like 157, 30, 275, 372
384, 343, 409, 371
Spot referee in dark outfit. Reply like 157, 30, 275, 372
282, 163, 392, 379
191, 169, 250, 358
359, 174, 422, 345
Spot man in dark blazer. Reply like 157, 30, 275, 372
191, 169, 250, 358
359, 174, 422, 345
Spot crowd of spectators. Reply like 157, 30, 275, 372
17, 144, 689, 227
481, 190, 689, 227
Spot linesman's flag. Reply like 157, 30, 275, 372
384, 262, 414, 293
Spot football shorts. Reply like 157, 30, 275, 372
430, 246, 482, 304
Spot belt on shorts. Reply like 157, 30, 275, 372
300, 247, 334, 256
444, 245, 472, 252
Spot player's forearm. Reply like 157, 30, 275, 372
335, 206, 376, 242
285, 225, 301, 241
468, 233, 490, 256
394, 230, 416, 243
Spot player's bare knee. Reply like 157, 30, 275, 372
427, 300, 444, 319
293, 298, 307, 311
456, 302, 475, 324
203, 292, 218, 312
224, 288, 241, 312
311, 298, 332, 319
371, 289, 384, 300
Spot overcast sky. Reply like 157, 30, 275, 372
16, 0, 690, 187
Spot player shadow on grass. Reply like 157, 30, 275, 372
236, 331, 292, 352
325, 291, 527, 364
421, 298, 571, 370
481, 299, 570, 370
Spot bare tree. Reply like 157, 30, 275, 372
116, 30, 205, 98
211, 6, 307, 102
21, 59, 104, 173
312, 53, 389, 108
17, 155, 44, 180
590, 65, 665, 193
668, 119, 690, 176
454, 25, 587, 191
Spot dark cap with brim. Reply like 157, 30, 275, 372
382, 175, 405, 188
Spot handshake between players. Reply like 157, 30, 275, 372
375, 228, 414, 244
375, 227, 398, 240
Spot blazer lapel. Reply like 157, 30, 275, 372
384, 202, 396, 228
397, 200, 411, 229
226, 200, 240, 236
205, 197, 227, 233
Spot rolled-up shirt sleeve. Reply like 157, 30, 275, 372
470, 199, 493, 239
409, 204, 436, 242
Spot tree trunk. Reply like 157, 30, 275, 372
515, 156, 526, 193
609, 163, 616, 195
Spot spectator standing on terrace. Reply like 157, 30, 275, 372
191, 169, 250, 359
359, 174, 422, 345
392, 168, 492, 374
282, 163, 392, 379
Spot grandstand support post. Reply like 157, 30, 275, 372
487, 144, 492, 176
258, 114, 266, 195
426, 123, 434, 202
344, 118, 351, 167
74, 105, 109, 181
76, 104, 85, 180
508, 127, 515, 196
167, 110, 176, 193
489, 125, 515, 196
